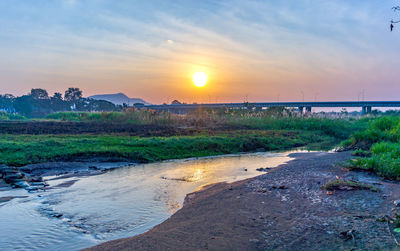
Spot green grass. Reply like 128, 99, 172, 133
0, 130, 335, 166
342, 116, 400, 180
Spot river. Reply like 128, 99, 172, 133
0, 151, 295, 251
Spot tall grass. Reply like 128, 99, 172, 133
46, 109, 368, 140
46, 110, 175, 125
343, 116, 400, 179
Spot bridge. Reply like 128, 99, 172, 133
139, 101, 400, 114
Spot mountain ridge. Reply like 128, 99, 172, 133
88, 93, 150, 105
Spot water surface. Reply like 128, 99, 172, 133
0, 151, 294, 251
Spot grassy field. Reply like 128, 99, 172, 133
0, 130, 336, 166
0, 109, 372, 166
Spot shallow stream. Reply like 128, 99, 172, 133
0, 151, 295, 251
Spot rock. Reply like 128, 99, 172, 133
26, 186, 39, 192
30, 182, 46, 187
244, 168, 248, 172
271, 185, 287, 190
339, 230, 355, 241
2, 168, 19, 174
29, 177, 43, 182
13, 181, 29, 188
393, 200, 400, 206
256, 168, 269, 172
51, 213, 63, 218
4, 173, 25, 183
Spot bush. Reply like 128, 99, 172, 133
0, 112, 26, 121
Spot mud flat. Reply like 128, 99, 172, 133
86, 151, 400, 251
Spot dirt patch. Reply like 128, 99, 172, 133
0, 121, 251, 136
0, 121, 200, 135
85, 152, 400, 251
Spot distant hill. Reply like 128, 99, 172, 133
88, 93, 150, 106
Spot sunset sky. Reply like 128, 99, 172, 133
1, 0, 400, 104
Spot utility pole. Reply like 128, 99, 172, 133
314, 92, 318, 102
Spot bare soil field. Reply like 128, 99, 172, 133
0, 121, 203, 135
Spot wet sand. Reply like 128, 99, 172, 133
86, 151, 400, 251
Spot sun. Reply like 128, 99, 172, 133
193, 72, 208, 87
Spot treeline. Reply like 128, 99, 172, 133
0, 88, 120, 117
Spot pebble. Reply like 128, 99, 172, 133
13, 181, 29, 188
52, 213, 63, 218
26, 186, 39, 192
394, 200, 400, 206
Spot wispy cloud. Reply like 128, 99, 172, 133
0, 0, 399, 102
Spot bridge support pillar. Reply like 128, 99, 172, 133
298, 106, 304, 114
305, 106, 312, 113
362, 106, 372, 115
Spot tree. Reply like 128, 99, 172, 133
30, 88, 49, 99
0, 94, 15, 112
64, 88, 82, 101
3, 94, 15, 99
52, 92, 63, 100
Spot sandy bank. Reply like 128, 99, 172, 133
86, 151, 400, 251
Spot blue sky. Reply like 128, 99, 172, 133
0, 0, 399, 103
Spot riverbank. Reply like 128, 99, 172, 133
87, 151, 400, 250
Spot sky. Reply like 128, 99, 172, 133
0, 0, 400, 104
